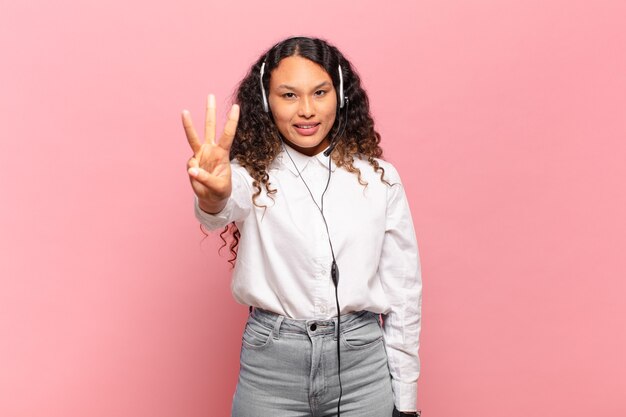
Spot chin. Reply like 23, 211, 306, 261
295, 138, 324, 149
284, 135, 328, 155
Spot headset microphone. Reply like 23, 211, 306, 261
323, 145, 335, 157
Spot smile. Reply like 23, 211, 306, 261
294, 123, 320, 129
293, 123, 321, 136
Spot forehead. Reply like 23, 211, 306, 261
269, 56, 333, 88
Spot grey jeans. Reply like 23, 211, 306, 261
231, 308, 394, 417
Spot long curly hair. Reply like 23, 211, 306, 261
206, 36, 389, 265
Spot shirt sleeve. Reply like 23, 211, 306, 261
193, 167, 252, 230
378, 171, 423, 412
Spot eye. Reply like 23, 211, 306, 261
282, 92, 296, 99
314, 90, 327, 97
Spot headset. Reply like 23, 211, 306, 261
260, 62, 345, 112
259, 59, 349, 416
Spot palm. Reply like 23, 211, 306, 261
182, 94, 240, 209
191, 141, 231, 200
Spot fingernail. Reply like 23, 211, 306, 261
209, 94, 215, 106
188, 167, 199, 177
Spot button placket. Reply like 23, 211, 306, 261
312, 257, 330, 318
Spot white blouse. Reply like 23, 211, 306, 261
194, 146, 422, 411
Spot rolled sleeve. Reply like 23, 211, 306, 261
379, 172, 423, 412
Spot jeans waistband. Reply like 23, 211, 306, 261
249, 307, 380, 338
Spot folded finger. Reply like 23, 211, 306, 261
188, 166, 214, 189
187, 156, 199, 170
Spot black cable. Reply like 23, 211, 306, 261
281, 99, 349, 417
284, 145, 343, 416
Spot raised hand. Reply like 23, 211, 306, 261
183, 94, 240, 214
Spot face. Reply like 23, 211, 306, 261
268, 55, 338, 156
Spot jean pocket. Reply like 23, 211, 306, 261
242, 318, 273, 350
340, 316, 383, 350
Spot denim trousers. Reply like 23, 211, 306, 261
231, 307, 394, 417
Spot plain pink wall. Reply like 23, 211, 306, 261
1, 0, 625, 416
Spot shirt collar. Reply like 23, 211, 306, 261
273, 144, 337, 176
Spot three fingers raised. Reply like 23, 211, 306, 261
181, 96, 240, 155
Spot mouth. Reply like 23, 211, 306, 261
293, 123, 321, 136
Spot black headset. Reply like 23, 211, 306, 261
259, 59, 349, 416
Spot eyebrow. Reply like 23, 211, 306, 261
276, 81, 332, 91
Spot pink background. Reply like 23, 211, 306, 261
1, 0, 625, 416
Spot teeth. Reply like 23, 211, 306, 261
297, 125, 316, 128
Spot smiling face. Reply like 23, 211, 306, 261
268, 56, 338, 156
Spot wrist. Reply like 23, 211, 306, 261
198, 198, 227, 214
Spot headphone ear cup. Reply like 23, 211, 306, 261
262, 94, 269, 113
338, 64, 345, 109
260, 62, 269, 113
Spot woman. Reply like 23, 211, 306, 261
183, 36, 422, 417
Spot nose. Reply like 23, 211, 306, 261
298, 95, 315, 118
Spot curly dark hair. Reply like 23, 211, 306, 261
202, 36, 389, 265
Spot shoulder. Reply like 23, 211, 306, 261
231, 159, 251, 176
230, 159, 254, 190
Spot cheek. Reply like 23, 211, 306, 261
270, 108, 292, 133
276, 114, 292, 133
322, 101, 338, 126
325, 109, 337, 129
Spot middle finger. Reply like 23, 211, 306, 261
204, 94, 216, 144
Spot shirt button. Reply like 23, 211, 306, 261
310, 323, 317, 331
320, 270, 327, 275
320, 306, 327, 314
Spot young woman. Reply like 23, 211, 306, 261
183, 36, 422, 417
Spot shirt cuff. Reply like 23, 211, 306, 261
194, 195, 234, 230
391, 379, 418, 412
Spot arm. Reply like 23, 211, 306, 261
378, 173, 423, 413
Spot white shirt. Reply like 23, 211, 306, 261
194, 146, 422, 411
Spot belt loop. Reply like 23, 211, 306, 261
333, 315, 339, 341
272, 315, 284, 340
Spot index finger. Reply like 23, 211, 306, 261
204, 94, 216, 144
218, 104, 240, 151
